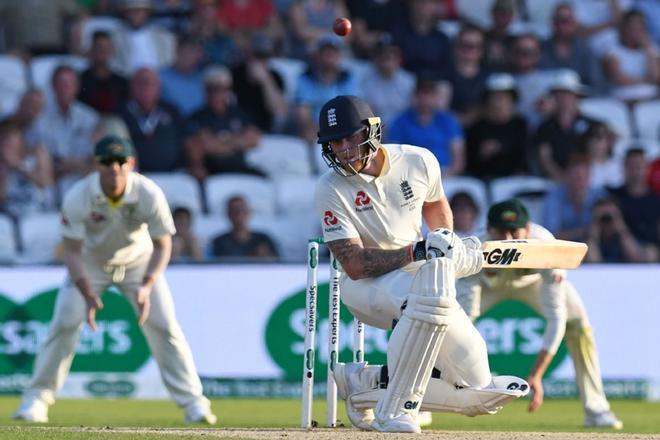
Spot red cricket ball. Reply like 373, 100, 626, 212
333, 17, 352, 37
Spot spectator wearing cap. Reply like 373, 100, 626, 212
443, 24, 490, 128
360, 33, 415, 128
112, 0, 176, 75
159, 33, 206, 117
388, 77, 465, 176
79, 31, 130, 115
391, 0, 452, 78
184, 66, 263, 181
533, 69, 597, 181
118, 67, 185, 173
465, 73, 528, 180
541, 152, 607, 242
231, 33, 287, 132
293, 34, 359, 143
603, 9, 660, 103
345, 0, 408, 59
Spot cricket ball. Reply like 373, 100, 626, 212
333, 17, 352, 37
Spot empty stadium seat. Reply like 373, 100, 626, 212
490, 175, 555, 223
245, 134, 313, 179
268, 57, 306, 103
442, 176, 489, 230
205, 174, 276, 217
579, 97, 632, 138
193, 214, 230, 257
274, 175, 318, 216
19, 212, 62, 264
79, 16, 122, 52
29, 55, 89, 98
0, 55, 28, 117
143, 172, 204, 215
0, 214, 17, 263
632, 100, 660, 140
251, 213, 318, 262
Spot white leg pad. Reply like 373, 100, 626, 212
352, 375, 529, 417
374, 258, 455, 429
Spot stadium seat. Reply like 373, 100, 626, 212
268, 57, 306, 103
205, 174, 276, 218
142, 172, 204, 215
0, 55, 28, 117
579, 97, 632, 138
274, 175, 318, 216
442, 176, 489, 230
79, 16, 122, 52
632, 100, 660, 140
193, 214, 230, 257
29, 55, 89, 98
489, 175, 555, 223
19, 212, 62, 264
252, 214, 318, 262
0, 213, 17, 263
245, 134, 313, 179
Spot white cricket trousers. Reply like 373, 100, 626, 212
23, 254, 208, 409
340, 262, 492, 389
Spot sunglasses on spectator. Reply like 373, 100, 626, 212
98, 157, 128, 166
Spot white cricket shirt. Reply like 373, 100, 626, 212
60, 172, 176, 265
315, 144, 445, 249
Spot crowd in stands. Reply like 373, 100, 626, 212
0, 0, 658, 264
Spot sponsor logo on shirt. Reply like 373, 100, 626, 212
60, 214, 69, 226
323, 210, 342, 232
90, 211, 106, 223
354, 190, 374, 213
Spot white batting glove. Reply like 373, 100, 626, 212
455, 236, 484, 278
425, 228, 461, 259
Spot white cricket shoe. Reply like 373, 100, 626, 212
372, 412, 421, 433
584, 410, 623, 429
184, 402, 217, 425
417, 410, 433, 427
12, 398, 49, 423
333, 362, 380, 430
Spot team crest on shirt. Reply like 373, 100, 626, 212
90, 211, 105, 223
354, 191, 374, 213
399, 180, 419, 211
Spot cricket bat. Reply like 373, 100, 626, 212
481, 239, 588, 269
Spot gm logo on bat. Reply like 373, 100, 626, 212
483, 247, 522, 265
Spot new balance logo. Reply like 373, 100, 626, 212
400, 181, 413, 200
327, 108, 337, 127
403, 400, 419, 410
483, 248, 522, 265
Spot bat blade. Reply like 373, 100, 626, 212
481, 239, 588, 269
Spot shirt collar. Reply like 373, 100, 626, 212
91, 172, 138, 206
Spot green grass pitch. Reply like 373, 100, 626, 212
0, 397, 658, 439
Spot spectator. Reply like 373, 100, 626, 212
215, 0, 284, 52
211, 195, 279, 259
465, 73, 528, 180
345, 0, 407, 59
541, 152, 607, 241
119, 67, 185, 172
608, 147, 660, 250
159, 33, 206, 117
450, 191, 481, 237
540, 3, 602, 92
360, 33, 415, 128
388, 77, 465, 176
392, 0, 452, 78
171, 206, 204, 262
483, 0, 517, 71
444, 24, 489, 128
293, 35, 359, 143
231, 33, 288, 132
39, 65, 100, 200
184, 66, 263, 181
603, 9, 660, 103
585, 196, 658, 262
533, 69, 596, 181
571, 0, 627, 56
648, 156, 660, 194
636, 0, 660, 46
113, 0, 176, 75
286, 0, 348, 59
78, 31, 130, 114
0, 122, 54, 219
187, 0, 241, 67
3, 89, 48, 151
578, 121, 623, 189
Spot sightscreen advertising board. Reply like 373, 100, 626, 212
0, 264, 656, 400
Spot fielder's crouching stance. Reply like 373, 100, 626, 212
314, 95, 528, 433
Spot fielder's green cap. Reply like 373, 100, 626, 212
487, 198, 529, 229
94, 135, 134, 159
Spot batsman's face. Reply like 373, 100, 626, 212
488, 225, 530, 240
329, 128, 369, 172
98, 156, 135, 198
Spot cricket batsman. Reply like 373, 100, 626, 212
314, 95, 529, 433
457, 198, 622, 429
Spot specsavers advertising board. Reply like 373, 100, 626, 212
0, 264, 657, 399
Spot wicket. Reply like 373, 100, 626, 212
301, 238, 365, 428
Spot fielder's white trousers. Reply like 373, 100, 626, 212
23, 254, 209, 410
340, 262, 492, 389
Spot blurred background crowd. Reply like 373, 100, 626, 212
0, 0, 658, 264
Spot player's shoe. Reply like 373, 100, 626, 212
184, 402, 218, 425
333, 362, 380, 430
584, 410, 623, 429
12, 398, 49, 423
417, 410, 433, 427
372, 412, 421, 433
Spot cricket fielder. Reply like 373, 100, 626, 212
314, 95, 528, 433
12, 136, 216, 424
457, 198, 622, 429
